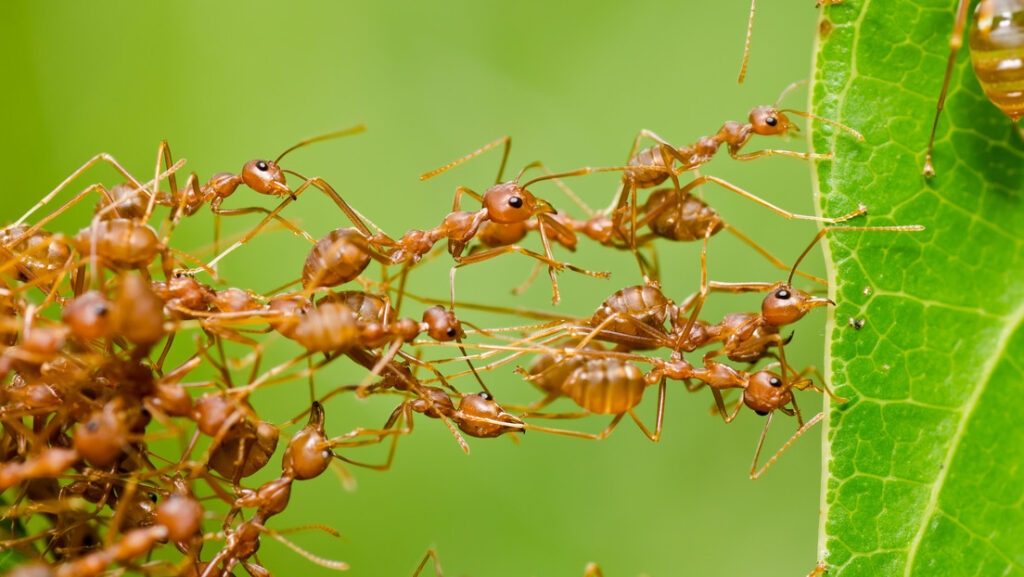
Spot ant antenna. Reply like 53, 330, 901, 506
419, 136, 511, 183
274, 125, 367, 164
787, 224, 925, 285
263, 527, 350, 571
774, 79, 811, 107
738, 0, 757, 84
779, 109, 865, 141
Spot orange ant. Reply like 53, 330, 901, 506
610, 82, 865, 279
381, 386, 525, 456
923, 0, 1024, 176
507, 342, 834, 477
415, 136, 668, 303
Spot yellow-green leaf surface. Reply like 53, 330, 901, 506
812, 1, 1024, 575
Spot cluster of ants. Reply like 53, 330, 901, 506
0, 62, 925, 576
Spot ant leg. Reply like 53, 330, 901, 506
708, 388, 745, 424
210, 207, 316, 244
260, 529, 349, 572
923, 0, 971, 177
334, 429, 402, 472
677, 225, 713, 344
420, 136, 512, 183
412, 549, 445, 577
737, 0, 757, 83
528, 161, 598, 217
14, 153, 151, 226
722, 224, 826, 285
688, 175, 866, 223
511, 261, 546, 295
521, 413, 625, 440
452, 186, 483, 212
627, 377, 666, 441
6, 184, 116, 248
453, 245, 610, 295
534, 213, 563, 304
750, 411, 823, 480
731, 147, 833, 162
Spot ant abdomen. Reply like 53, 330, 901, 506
209, 420, 280, 479
302, 228, 372, 290
562, 358, 646, 415
290, 302, 360, 353
642, 189, 723, 242
73, 219, 161, 269
969, 3, 1024, 122
591, 285, 674, 344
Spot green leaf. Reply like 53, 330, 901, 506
811, 1, 1024, 575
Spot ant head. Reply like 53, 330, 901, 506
283, 402, 332, 481
73, 399, 128, 467
743, 371, 793, 415
422, 306, 463, 341
62, 291, 116, 340
749, 106, 797, 136
455, 392, 524, 438
761, 282, 833, 326
481, 182, 554, 224
268, 295, 310, 339
241, 159, 290, 196
157, 493, 204, 542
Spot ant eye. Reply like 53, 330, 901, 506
479, 392, 492, 400
95, 305, 108, 316
769, 377, 782, 387
446, 328, 457, 338
508, 196, 523, 209
765, 117, 778, 127
256, 161, 269, 171
86, 420, 99, 432
776, 289, 791, 300
147, 492, 158, 502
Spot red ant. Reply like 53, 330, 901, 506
413, 136, 669, 302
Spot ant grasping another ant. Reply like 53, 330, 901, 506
413, 135, 679, 303
609, 81, 866, 280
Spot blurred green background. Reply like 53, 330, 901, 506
1, 2, 836, 576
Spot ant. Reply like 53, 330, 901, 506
414, 136, 668, 302
381, 386, 525, 456
510, 342, 834, 477
607, 82, 865, 279
923, 0, 1024, 176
